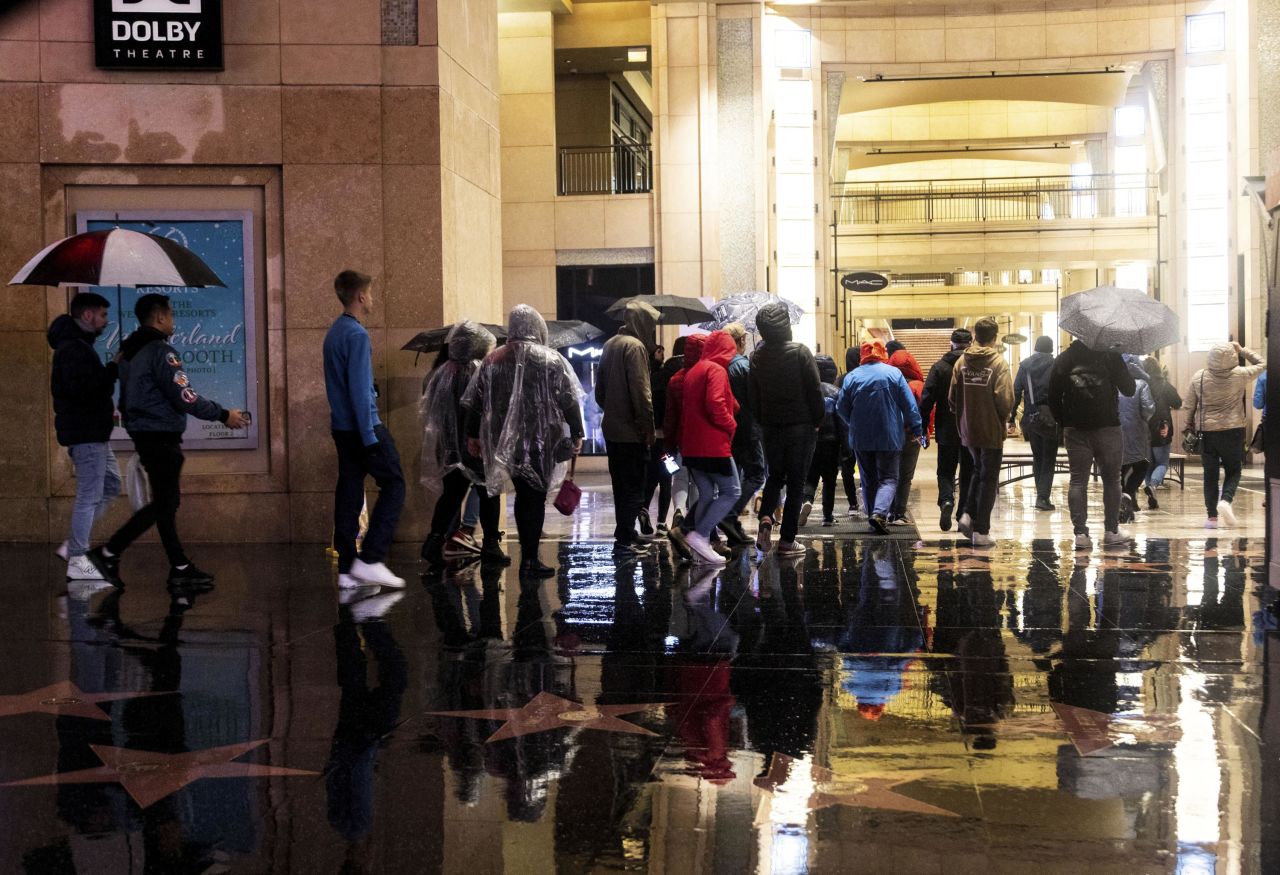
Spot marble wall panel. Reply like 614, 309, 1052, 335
41, 44, 283, 86
604, 197, 655, 249
499, 93, 555, 147
0, 498, 50, 541
283, 87, 383, 165
382, 164, 445, 330
502, 201, 555, 252
0, 330, 48, 498
0, 83, 37, 163
438, 0, 498, 90
39, 0, 92, 43
555, 198, 606, 250
224, 0, 282, 45
0, 2, 39, 40
280, 0, 380, 45
383, 87, 441, 165
281, 46, 382, 86
284, 327, 342, 495
0, 40, 37, 82
382, 45, 440, 86
0, 163, 47, 332
501, 146, 556, 203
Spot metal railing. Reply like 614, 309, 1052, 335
558, 144, 652, 196
833, 173, 1157, 226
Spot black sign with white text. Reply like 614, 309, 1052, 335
95, 0, 223, 70
840, 271, 890, 294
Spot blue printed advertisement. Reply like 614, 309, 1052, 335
78, 211, 259, 449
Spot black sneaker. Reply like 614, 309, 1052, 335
638, 509, 654, 537
420, 533, 445, 566
519, 558, 556, 579
672, 509, 684, 531
1034, 498, 1055, 511
85, 546, 123, 586
869, 514, 889, 535
168, 563, 215, 589
939, 502, 954, 532
656, 523, 670, 535
668, 527, 694, 560
822, 517, 835, 527
614, 540, 650, 558
480, 540, 510, 565
1145, 485, 1159, 510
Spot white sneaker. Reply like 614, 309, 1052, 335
66, 555, 106, 580
350, 559, 406, 589
971, 532, 995, 548
338, 573, 363, 589
957, 514, 973, 538
350, 592, 404, 623
798, 501, 813, 526
55, 541, 69, 562
1103, 531, 1130, 547
1216, 500, 1236, 527
1205, 517, 1218, 529
685, 532, 726, 566
1074, 532, 1093, 550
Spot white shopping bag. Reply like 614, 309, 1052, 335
125, 454, 151, 512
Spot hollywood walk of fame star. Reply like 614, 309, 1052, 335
428, 692, 669, 743
1051, 703, 1181, 756
2, 740, 318, 809
754, 753, 960, 819
0, 681, 169, 722
964, 710, 1066, 739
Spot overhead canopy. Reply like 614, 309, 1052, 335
841, 142, 1089, 170
838, 68, 1136, 115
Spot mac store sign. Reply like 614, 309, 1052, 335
94, 0, 224, 70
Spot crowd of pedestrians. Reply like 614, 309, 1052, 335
48, 273, 1268, 587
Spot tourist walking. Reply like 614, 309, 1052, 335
1045, 336, 1135, 548
642, 335, 683, 534
1142, 356, 1182, 508
419, 321, 505, 568
595, 300, 660, 556
748, 302, 825, 555
1184, 341, 1266, 528
837, 341, 923, 535
948, 317, 1013, 547
1117, 355, 1154, 523
723, 323, 763, 545
663, 333, 707, 558
680, 331, 741, 565
839, 345, 861, 516
920, 329, 972, 532
803, 354, 844, 527
89, 293, 248, 587
49, 292, 122, 580
464, 304, 585, 578
1008, 335, 1059, 510
887, 346, 925, 525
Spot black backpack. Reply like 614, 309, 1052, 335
1064, 364, 1111, 423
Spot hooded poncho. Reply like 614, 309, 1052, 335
419, 320, 496, 492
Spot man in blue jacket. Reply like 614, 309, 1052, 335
88, 294, 247, 587
324, 271, 406, 589
837, 340, 923, 534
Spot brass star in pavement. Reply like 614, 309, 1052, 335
0, 681, 168, 722
428, 692, 667, 743
3, 740, 318, 809
755, 753, 959, 818
1052, 703, 1181, 756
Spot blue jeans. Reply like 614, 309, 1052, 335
855, 450, 901, 518
67, 443, 122, 557
461, 486, 480, 528
1147, 444, 1171, 487
689, 460, 741, 539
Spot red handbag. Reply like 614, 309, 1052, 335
553, 457, 581, 515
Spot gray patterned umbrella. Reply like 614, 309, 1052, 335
1059, 285, 1179, 353
699, 292, 804, 333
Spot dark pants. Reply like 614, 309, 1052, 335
332, 425, 405, 574
964, 446, 1003, 535
431, 469, 500, 541
936, 442, 973, 516
840, 448, 858, 509
731, 437, 767, 516
513, 477, 547, 560
607, 440, 649, 544
892, 435, 921, 519
759, 423, 818, 544
642, 439, 673, 525
805, 441, 840, 521
1027, 432, 1060, 501
1065, 426, 1122, 535
1121, 460, 1149, 503
1201, 428, 1246, 517
108, 431, 188, 567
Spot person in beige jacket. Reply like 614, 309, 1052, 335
1184, 341, 1265, 527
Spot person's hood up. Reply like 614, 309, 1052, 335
447, 319, 496, 363
755, 301, 793, 345
120, 325, 168, 361
1207, 342, 1239, 373
1123, 353, 1149, 381
859, 341, 888, 366
888, 349, 923, 384
699, 330, 737, 369
844, 346, 859, 372
507, 304, 548, 345
815, 354, 838, 384
47, 313, 90, 349
1034, 335, 1054, 354
885, 340, 904, 358
961, 344, 1001, 366
619, 300, 659, 354
682, 333, 707, 369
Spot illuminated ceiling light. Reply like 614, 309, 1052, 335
627, 47, 648, 64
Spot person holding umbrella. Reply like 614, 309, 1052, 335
87, 293, 248, 587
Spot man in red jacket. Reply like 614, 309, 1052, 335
680, 331, 741, 565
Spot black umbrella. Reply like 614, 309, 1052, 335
605, 294, 712, 326
546, 320, 605, 349
402, 323, 507, 354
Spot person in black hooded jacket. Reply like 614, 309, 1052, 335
919, 328, 972, 531
748, 302, 824, 554
803, 355, 843, 525
48, 292, 122, 580
838, 346, 860, 516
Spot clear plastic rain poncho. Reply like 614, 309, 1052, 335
463, 305, 585, 496
419, 320, 497, 494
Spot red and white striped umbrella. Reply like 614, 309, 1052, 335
9, 228, 224, 288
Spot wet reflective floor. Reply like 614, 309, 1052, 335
3, 478, 1279, 873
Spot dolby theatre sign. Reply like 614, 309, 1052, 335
95, 0, 224, 70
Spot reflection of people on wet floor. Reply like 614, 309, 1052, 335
325, 610, 407, 859
1049, 556, 1123, 715
1014, 539, 1063, 658
840, 544, 925, 720
1195, 539, 1247, 635
730, 556, 824, 768
599, 556, 673, 706
930, 567, 1014, 749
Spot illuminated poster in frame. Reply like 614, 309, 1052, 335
76, 210, 259, 449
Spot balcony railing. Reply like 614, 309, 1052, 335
833, 173, 1157, 226
559, 144, 652, 196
